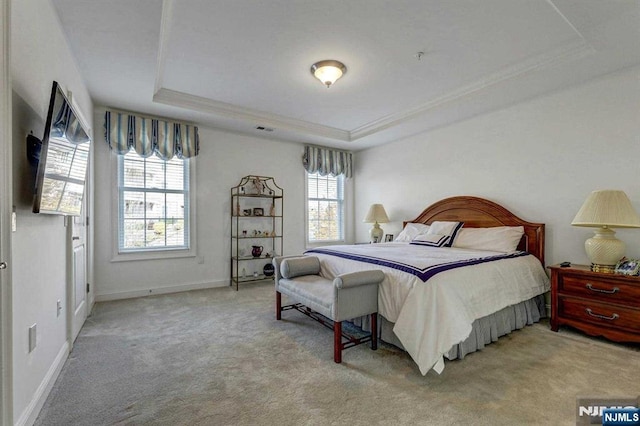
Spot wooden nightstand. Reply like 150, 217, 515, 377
549, 264, 640, 343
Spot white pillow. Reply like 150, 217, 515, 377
453, 226, 524, 253
426, 221, 464, 247
410, 234, 449, 247
395, 223, 430, 242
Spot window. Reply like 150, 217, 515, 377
307, 172, 344, 243
117, 153, 190, 252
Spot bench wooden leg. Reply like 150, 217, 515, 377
276, 291, 282, 320
371, 313, 378, 351
334, 321, 342, 363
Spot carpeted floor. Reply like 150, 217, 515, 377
35, 282, 640, 426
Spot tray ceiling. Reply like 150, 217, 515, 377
51, 0, 640, 150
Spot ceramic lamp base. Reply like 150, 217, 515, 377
584, 227, 625, 268
369, 222, 384, 243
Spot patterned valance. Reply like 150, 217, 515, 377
104, 110, 199, 159
302, 145, 352, 178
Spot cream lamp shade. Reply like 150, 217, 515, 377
571, 190, 640, 272
363, 204, 389, 243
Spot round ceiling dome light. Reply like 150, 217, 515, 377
310, 60, 347, 88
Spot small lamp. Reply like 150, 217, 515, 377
571, 190, 640, 273
363, 204, 389, 243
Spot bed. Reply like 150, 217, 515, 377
305, 196, 550, 375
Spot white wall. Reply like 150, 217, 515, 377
355, 67, 640, 267
10, 0, 93, 423
93, 123, 338, 299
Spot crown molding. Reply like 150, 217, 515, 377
153, 0, 596, 143
154, 39, 594, 143
350, 39, 595, 141
153, 0, 174, 94
153, 88, 351, 141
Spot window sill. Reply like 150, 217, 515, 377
111, 248, 196, 263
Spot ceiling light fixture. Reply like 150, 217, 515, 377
310, 60, 347, 88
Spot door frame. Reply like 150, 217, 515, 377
0, 0, 13, 424
65, 95, 92, 348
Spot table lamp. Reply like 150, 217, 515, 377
571, 190, 640, 273
363, 204, 389, 243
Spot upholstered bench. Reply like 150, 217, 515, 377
273, 255, 384, 363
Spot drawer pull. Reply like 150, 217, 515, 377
585, 308, 619, 321
585, 283, 619, 294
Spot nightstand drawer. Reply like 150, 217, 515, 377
560, 275, 640, 308
559, 296, 640, 332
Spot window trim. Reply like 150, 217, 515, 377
305, 170, 346, 248
110, 153, 197, 262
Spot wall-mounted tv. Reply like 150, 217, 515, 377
32, 81, 91, 216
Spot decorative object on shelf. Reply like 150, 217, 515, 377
251, 245, 263, 258
615, 258, 640, 276
384, 234, 394, 242
310, 60, 347, 88
251, 177, 264, 194
263, 263, 275, 277
231, 175, 283, 290
363, 204, 390, 243
571, 190, 640, 273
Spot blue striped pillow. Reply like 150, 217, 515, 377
410, 234, 449, 247
427, 221, 464, 247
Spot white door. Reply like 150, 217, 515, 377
69, 211, 88, 343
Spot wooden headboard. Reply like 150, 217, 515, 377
403, 196, 545, 265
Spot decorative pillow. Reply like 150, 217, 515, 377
395, 223, 430, 242
410, 234, 449, 247
280, 256, 321, 279
426, 221, 464, 247
453, 226, 524, 253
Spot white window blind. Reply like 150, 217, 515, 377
117, 152, 189, 252
307, 172, 344, 242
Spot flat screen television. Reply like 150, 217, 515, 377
32, 81, 91, 216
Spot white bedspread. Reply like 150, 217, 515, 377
307, 243, 550, 374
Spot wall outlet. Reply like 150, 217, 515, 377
28, 324, 37, 353
57, 299, 62, 317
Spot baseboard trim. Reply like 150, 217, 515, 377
15, 341, 69, 426
95, 279, 228, 302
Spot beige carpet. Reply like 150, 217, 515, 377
35, 282, 640, 426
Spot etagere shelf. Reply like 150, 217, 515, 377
230, 175, 283, 290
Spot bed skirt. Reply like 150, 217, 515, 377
354, 294, 547, 362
